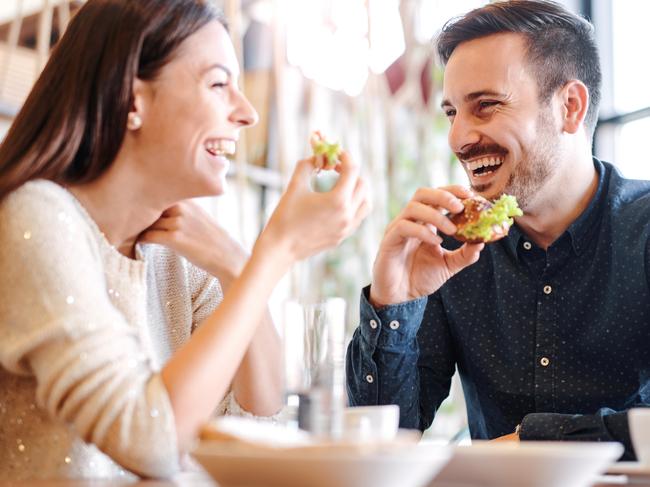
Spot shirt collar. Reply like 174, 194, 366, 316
565, 158, 607, 255
500, 158, 607, 258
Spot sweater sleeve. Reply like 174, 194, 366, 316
0, 183, 180, 478
187, 261, 223, 331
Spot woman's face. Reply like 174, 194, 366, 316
129, 20, 257, 201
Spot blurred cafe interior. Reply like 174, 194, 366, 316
1, 0, 650, 486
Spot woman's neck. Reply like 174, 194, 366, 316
68, 167, 167, 259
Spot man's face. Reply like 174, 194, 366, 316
441, 33, 560, 210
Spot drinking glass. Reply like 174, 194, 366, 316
282, 297, 346, 438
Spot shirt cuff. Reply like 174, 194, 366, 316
359, 285, 428, 349
519, 413, 571, 441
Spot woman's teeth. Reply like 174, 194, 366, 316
205, 139, 236, 156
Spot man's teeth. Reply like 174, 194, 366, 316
205, 139, 236, 156
466, 156, 504, 171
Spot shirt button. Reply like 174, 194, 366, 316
389, 320, 400, 330
543, 285, 552, 295
523, 241, 532, 250
540, 357, 550, 367
369, 320, 378, 329
365, 374, 374, 383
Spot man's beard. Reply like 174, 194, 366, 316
466, 108, 559, 211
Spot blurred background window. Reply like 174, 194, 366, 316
590, 0, 650, 180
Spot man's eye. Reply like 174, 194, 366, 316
478, 100, 498, 110
445, 109, 456, 117
211, 81, 228, 89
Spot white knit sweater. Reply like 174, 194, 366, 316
0, 180, 245, 479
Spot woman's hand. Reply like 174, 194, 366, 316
369, 185, 484, 307
139, 201, 247, 282
259, 150, 370, 262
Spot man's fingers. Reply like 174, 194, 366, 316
444, 242, 484, 274
385, 219, 443, 247
401, 201, 457, 235
410, 187, 466, 215
438, 185, 474, 200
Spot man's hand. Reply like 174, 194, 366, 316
369, 185, 484, 307
139, 200, 248, 282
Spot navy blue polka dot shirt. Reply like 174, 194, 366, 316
346, 159, 650, 460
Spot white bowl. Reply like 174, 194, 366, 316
628, 407, 650, 464
343, 405, 400, 442
193, 439, 451, 487
428, 441, 623, 487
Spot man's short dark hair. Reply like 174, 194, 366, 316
436, 0, 601, 137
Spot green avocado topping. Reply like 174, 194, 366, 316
311, 139, 342, 168
457, 194, 523, 241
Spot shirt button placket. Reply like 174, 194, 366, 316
536, 281, 555, 411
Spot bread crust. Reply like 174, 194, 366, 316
450, 196, 510, 244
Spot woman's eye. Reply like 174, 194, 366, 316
445, 109, 456, 118
211, 81, 228, 89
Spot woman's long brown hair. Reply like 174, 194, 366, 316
0, 0, 224, 200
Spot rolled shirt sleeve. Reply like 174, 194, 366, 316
347, 286, 454, 430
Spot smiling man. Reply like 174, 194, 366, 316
346, 0, 650, 459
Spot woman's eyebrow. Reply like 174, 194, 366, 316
201, 63, 233, 77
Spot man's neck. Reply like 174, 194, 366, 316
516, 153, 598, 250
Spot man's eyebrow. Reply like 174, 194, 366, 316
440, 90, 507, 109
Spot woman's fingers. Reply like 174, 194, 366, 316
350, 195, 371, 231
331, 151, 359, 199
139, 228, 173, 245
287, 157, 316, 191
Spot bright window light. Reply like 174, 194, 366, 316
285, 0, 403, 96
414, 0, 487, 44
615, 117, 650, 180
612, 1, 650, 112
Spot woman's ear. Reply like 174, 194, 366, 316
560, 79, 589, 135
127, 78, 147, 131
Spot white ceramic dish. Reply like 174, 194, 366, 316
193, 439, 451, 487
607, 461, 650, 476
428, 441, 624, 487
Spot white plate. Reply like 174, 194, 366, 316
428, 441, 624, 487
607, 461, 650, 476
193, 440, 451, 487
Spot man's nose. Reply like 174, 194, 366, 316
448, 112, 481, 155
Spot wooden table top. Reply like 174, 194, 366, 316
1, 472, 649, 487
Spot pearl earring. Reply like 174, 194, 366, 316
127, 112, 142, 130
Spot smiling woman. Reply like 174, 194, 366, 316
0, 0, 369, 480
